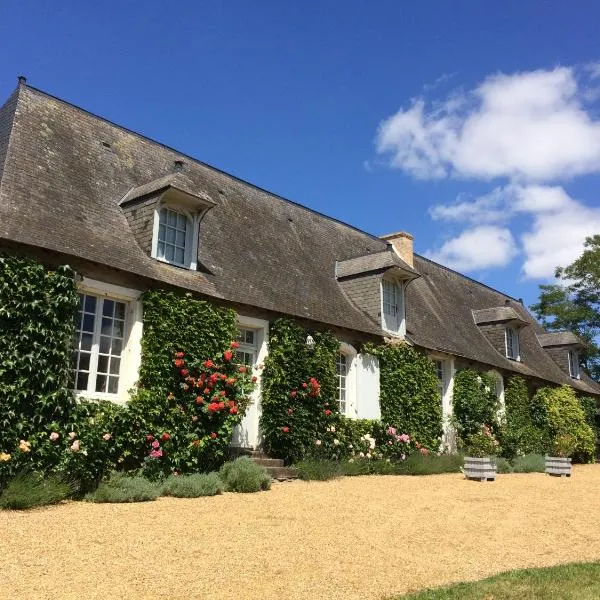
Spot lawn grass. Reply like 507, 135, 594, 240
394, 562, 600, 599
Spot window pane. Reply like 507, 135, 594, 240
112, 319, 124, 339
165, 244, 175, 262
177, 213, 187, 229
109, 358, 120, 375
112, 338, 123, 356
108, 376, 119, 394
81, 333, 93, 351
97, 354, 109, 374
167, 210, 177, 226
82, 313, 95, 333
95, 374, 107, 393
84, 295, 97, 313
175, 247, 185, 264
102, 300, 114, 317
76, 372, 89, 391
114, 302, 126, 321
99, 335, 111, 354
175, 230, 186, 246
75, 312, 82, 330
157, 241, 165, 258
101, 317, 112, 336
166, 227, 176, 244
78, 352, 91, 372
79, 294, 85, 310
159, 209, 167, 225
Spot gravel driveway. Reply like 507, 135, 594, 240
3, 466, 600, 600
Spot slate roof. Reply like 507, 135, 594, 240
336, 250, 419, 279
537, 332, 584, 348
0, 82, 598, 396
472, 306, 529, 326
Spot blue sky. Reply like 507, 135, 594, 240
1, 1, 599, 308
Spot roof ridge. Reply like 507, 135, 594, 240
20, 82, 387, 246
414, 253, 521, 302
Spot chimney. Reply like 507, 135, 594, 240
380, 231, 414, 268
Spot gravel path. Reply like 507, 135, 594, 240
3, 466, 600, 600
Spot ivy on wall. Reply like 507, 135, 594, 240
260, 318, 339, 463
139, 290, 238, 391
452, 368, 499, 438
0, 254, 79, 453
501, 375, 544, 458
366, 343, 442, 451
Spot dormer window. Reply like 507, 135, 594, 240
505, 326, 520, 361
156, 207, 192, 267
381, 278, 405, 336
568, 350, 580, 379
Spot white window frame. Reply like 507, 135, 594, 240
235, 327, 258, 367
505, 326, 520, 361
431, 354, 456, 452
151, 204, 200, 270
381, 277, 406, 337
338, 342, 358, 418
568, 350, 580, 379
74, 278, 143, 404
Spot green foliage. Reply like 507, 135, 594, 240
261, 318, 339, 463
580, 396, 600, 441
161, 472, 224, 497
398, 452, 463, 475
531, 235, 600, 381
296, 459, 344, 480
452, 369, 499, 439
0, 472, 71, 510
139, 290, 238, 391
461, 425, 500, 457
495, 457, 513, 474
84, 473, 160, 503
367, 343, 443, 451
501, 376, 545, 458
531, 385, 596, 461
219, 457, 271, 492
512, 453, 545, 473
0, 254, 79, 479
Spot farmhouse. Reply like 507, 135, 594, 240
1, 78, 598, 449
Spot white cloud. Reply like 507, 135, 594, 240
425, 225, 518, 272
376, 66, 600, 181
428, 184, 600, 278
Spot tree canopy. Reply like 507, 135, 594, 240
531, 234, 600, 382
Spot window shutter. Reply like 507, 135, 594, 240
356, 353, 381, 419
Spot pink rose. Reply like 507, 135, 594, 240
387, 426, 397, 436
49, 432, 59, 442
149, 449, 163, 459
102, 433, 111, 441
152, 440, 160, 449
68, 431, 77, 440
70, 440, 80, 452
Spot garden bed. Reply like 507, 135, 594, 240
3, 465, 600, 599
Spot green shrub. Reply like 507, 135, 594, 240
400, 452, 464, 475
367, 343, 443, 451
85, 473, 160, 503
531, 385, 596, 462
512, 453, 545, 473
579, 396, 600, 441
0, 472, 71, 510
453, 369, 499, 438
495, 457, 513, 474
461, 425, 500, 457
502, 376, 545, 459
161, 472, 223, 497
295, 459, 343, 481
219, 457, 271, 492
341, 459, 372, 476
261, 318, 339, 464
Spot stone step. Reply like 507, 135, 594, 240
265, 465, 298, 480
252, 457, 285, 468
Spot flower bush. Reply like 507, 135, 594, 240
461, 424, 500, 457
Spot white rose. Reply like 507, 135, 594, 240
333, 439, 339, 445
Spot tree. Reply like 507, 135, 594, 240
531, 234, 600, 382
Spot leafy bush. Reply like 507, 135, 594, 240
367, 343, 443, 452
161, 472, 224, 497
85, 473, 160, 503
341, 459, 372, 476
495, 457, 513, 474
453, 369, 499, 438
501, 376, 544, 459
512, 453, 545, 473
398, 452, 464, 475
579, 396, 600, 441
261, 318, 339, 463
296, 459, 344, 480
219, 457, 271, 492
0, 255, 79, 486
531, 385, 596, 461
461, 425, 500, 457
0, 472, 71, 510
